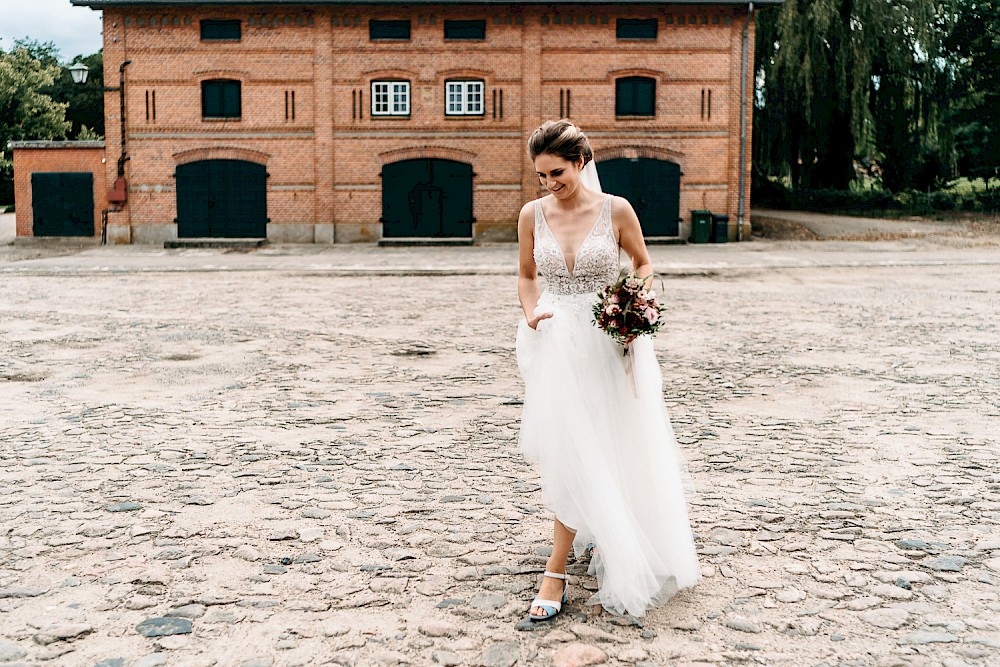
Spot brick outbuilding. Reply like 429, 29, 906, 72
10, 141, 108, 240
56, 0, 780, 244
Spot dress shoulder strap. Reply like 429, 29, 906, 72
598, 193, 615, 239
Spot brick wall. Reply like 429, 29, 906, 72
11, 143, 108, 237
92, 3, 757, 242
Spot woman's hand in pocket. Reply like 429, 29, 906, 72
527, 312, 554, 330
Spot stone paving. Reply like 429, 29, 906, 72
1, 236, 999, 667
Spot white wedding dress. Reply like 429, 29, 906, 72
515, 193, 700, 617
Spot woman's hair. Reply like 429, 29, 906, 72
527, 119, 594, 166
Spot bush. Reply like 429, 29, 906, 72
792, 188, 899, 213
751, 171, 793, 209
753, 181, 1000, 215
977, 188, 1000, 213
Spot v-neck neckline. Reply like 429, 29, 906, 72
539, 194, 608, 276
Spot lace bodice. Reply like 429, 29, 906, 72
534, 194, 620, 295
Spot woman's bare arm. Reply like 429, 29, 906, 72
614, 196, 654, 287
517, 201, 554, 329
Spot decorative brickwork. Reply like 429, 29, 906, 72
593, 145, 687, 171
376, 146, 478, 169
172, 146, 271, 166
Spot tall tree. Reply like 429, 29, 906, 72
47, 50, 105, 139
0, 40, 72, 203
755, 0, 955, 192
943, 0, 1000, 183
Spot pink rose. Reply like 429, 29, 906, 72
644, 307, 658, 324
606, 304, 620, 315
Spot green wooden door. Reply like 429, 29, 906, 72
31, 172, 94, 237
596, 158, 680, 236
176, 160, 267, 238
381, 159, 473, 238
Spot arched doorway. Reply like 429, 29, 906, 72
596, 158, 681, 236
176, 159, 267, 238
381, 159, 473, 238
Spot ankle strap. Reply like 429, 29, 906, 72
543, 571, 567, 580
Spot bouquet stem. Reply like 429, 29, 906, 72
623, 343, 638, 398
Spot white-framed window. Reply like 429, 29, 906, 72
371, 81, 410, 116
445, 80, 484, 115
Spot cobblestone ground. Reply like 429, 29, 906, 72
1, 253, 999, 666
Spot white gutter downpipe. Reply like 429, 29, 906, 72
738, 2, 754, 241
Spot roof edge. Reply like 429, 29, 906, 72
8, 140, 107, 149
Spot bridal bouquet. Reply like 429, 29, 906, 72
592, 269, 666, 397
592, 269, 666, 346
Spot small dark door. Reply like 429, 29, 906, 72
176, 160, 267, 238
31, 172, 94, 237
597, 158, 680, 236
381, 159, 473, 238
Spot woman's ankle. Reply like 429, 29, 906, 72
544, 560, 568, 574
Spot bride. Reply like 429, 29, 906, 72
515, 120, 700, 620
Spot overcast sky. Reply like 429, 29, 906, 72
1, 0, 103, 62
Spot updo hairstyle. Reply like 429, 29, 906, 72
527, 119, 594, 167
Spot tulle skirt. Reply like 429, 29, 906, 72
515, 290, 700, 617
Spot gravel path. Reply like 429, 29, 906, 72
750, 210, 967, 240
1, 243, 999, 666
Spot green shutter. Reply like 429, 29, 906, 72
201, 20, 241, 41
616, 19, 657, 40
202, 80, 241, 118
370, 20, 410, 40
223, 81, 241, 117
616, 77, 655, 116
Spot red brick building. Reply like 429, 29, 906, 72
28, 0, 779, 243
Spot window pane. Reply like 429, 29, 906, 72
372, 82, 388, 114
466, 82, 483, 113
616, 18, 657, 40
447, 83, 463, 113
392, 82, 409, 114
370, 19, 410, 40
201, 20, 241, 41
444, 19, 486, 40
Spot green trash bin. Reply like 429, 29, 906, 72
690, 210, 712, 244
711, 214, 729, 243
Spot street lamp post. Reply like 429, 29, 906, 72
70, 60, 133, 181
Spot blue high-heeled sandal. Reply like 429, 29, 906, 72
528, 571, 568, 621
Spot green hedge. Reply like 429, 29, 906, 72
754, 179, 1000, 215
